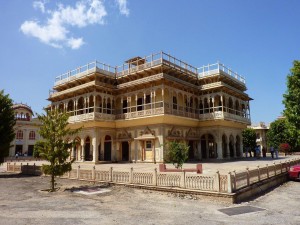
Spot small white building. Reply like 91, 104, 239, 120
9, 103, 42, 156
251, 122, 269, 151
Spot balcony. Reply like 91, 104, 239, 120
68, 112, 115, 123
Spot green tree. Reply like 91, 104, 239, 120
165, 141, 189, 169
266, 118, 291, 149
34, 109, 80, 192
0, 90, 15, 164
283, 60, 300, 148
242, 128, 256, 157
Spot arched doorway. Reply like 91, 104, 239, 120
208, 134, 216, 158
98, 143, 101, 161
229, 135, 234, 157
201, 135, 207, 159
188, 140, 195, 161
222, 135, 227, 158
84, 137, 92, 161
121, 142, 129, 161
104, 135, 112, 161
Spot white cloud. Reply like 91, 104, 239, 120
33, 0, 46, 13
20, 0, 110, 49
21, 0, 129, 49
116, 0, 129, 16
67, 37, 84, 49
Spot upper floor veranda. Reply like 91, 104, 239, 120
51, 51, 247, 94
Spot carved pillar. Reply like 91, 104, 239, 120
81, 139, 85, 161
116, 142, 120, 161
220, 95, 223, 113
197, 141, 202, 160
92, 136, 98, 163
233, 137, 237, 158
144, 93, 146, 110
84, 97, 87, 114
161, 88, 164, 109
75, 100, 78, 116
135, 94, 138, 111
152, 140, 155, 163
217, 138, 223, 159
101, 96, 104, 113
93, 95, 96, 113
240, 140, 244, 158
128, 96, 131, 113
226, 142, 230, 158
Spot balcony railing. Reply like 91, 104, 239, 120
53, 52, 246, 87
54, 61, 116, 86
198, 63, 245, 84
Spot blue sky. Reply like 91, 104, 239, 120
0, 0, 299, 124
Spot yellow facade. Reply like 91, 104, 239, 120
48, 52, 251, 163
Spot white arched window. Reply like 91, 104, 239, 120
16, 130, 23, 139
29, 131, 35, 140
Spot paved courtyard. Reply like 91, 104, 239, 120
1, 155, 300, 224
0, 173, 299, 225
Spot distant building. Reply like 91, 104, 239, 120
9, 103, 42, 156
251, 122, 269, 151
48, 52, 252, 163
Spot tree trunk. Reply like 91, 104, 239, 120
51, 174, 55, 192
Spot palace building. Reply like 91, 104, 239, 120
9, 103, 42, 157
48, 52, 252, 163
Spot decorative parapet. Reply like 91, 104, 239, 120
68, 112, 115, 123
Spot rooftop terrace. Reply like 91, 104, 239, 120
54, 51, 246, 86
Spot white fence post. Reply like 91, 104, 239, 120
215, 171, 220, 192
227, 172, 233, 193
110, 167, 113, 182
130, 167, 133, 184
180, 171, 186, 188
92, 166, 95, 180
233, 170, 237, 191
153, 168, 157, 186
246, 168, 250, 186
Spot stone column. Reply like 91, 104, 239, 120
233, 138, 237, 158
116, 142, 120, 161
81, 139, 85, 161
93, 95, 96, 113
240, 141, 244, 158
23, 129, 28, 155
75, 99, 78, 116
217, 139, 223, 159
152, 140, 155, 163
226, 142, 230, 158
197, 141, 202, 160
128, 96, 131, 113
92, 136, 99, 163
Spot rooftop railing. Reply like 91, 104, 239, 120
53, 52, 246, 86
54, 61, 116, 86
198, 63, 245, 84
